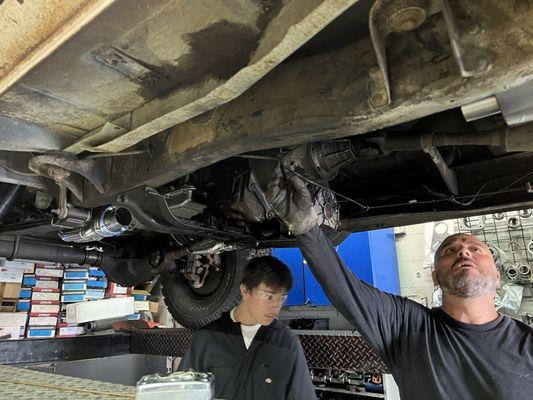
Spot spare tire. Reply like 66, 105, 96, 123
161, 250, 247, 329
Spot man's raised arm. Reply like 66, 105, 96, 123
266, 166, 422, 364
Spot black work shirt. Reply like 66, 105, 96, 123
178, 312, 316, 400
297, 225, 533, 400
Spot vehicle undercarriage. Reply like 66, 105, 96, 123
0, 0, 532, 326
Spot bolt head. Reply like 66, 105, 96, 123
389, 7, 426, 33
370, 93, 388, 107
467, 24, 481, 35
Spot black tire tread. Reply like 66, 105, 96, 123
161, 250, 247, 329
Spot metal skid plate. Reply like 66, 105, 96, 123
130, 328, 193, 357
130, 328, 389, 373
297, 330, 389, 373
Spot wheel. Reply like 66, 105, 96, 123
161, 250, 247, 329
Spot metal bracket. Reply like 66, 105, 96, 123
368, 0, 492, 107
369, 0, 441, 107
420, 133, 459, 195
28, 153, 110, 199
440, 0, 493, 77
28, 157, 83, 201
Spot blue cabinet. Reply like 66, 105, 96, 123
273, 228, 400, 306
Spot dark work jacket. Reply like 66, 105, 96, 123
178, 312, 316, 400
297, 225, 533, 400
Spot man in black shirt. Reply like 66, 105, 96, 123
266, 168, 533, 400
179, 256, 316, 400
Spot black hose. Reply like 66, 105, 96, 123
0, 184, 24, 223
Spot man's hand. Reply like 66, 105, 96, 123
266, 165, 317, 235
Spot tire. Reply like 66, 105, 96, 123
161, 250, 247, 329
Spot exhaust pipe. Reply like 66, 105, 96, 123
60, 206, 133, 243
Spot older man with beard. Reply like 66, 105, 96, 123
267, 168, 533, 400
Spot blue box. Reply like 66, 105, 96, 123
89, 268, 106, 278
64, 269, 89, 280
26, 327, 55, 338
16, 299, 31, 311
19, 289, 32, 299
22, 274, 36, 287
127, 313, 142, 320
133, 294, 148, 301
62, 281, 87, 291
86, 279, 107, 289
61, 292, 86, 303
86, 289, 105, 300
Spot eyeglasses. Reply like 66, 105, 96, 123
254, 289, 288, 304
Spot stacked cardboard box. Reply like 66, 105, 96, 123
18, 274, 34, 313
0, 259, 35, 338
1, 282, 22, 312
57, 265, 113, 337
1, 259, 35, 314
3, 259, 147, 338
58, 265, 89, 337
66, 296, 135, 324
105, 282, 133, 298
26, 263, 63, 338
1, 266, 26, 339
18, 271, 60, 312
130, 290, 151, 320
59, 280, 135, 326
86, 267, 108, 300
61, 266, 89, 303
0, 312, 27, 340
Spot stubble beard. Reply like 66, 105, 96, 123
436, 267, 498, 298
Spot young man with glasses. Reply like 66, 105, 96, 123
179, 256, 316, 400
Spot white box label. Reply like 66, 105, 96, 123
31, 304, 60, 313
66, 297, 134, 324
29, 316, 58, 326
0, 326, 20, 340
134, 301, 150, 312
35, 268, 63, 278
0, 312, 27, 327
58, 326, 85, 336
0, 267, 24, 283
32, 292, 60, 301
35, 280, 59, 289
